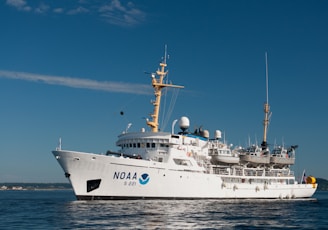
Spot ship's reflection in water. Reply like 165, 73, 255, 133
60, 197, 321, 229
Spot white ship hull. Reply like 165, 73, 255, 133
270, 156, 295, 165
240, 154, 270, 164
53, 150, 316, 200
210, 155, 240, 164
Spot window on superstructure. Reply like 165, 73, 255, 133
152, 143, 156, 148
129, 143, 132, 148
146, 143, 150, 148
173, 158, 192, 166
137, 143, 140, 148
133, 143, 136, 148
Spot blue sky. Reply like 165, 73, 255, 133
1, 0, 327, 182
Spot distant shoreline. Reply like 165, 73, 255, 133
0, 183, 72, 191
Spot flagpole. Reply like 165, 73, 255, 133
300, 169, 306, 184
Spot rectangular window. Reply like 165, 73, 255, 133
173, 158, 192, 166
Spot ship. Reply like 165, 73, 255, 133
52, 49, 317, 200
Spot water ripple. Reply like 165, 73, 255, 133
0, 191, 327, 229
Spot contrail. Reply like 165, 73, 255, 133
0, 70, 152, 95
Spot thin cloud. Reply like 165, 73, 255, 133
67, 6, 89, 15
53, 8, 64, 14
99, 0, 145, 26
6, 0, 31, 12
0, 70, 152, 95
35, 3, 50, 14
5, 0, 146, 27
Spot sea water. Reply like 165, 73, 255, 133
0, 190, 327, 229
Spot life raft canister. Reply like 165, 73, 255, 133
306, 176, 316, 184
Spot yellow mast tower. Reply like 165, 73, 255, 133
146, 47, 184, 132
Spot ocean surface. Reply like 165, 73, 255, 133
0, 190, 327, 229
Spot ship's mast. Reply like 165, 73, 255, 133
261, 52, 270, 150
146, 47, 184, 132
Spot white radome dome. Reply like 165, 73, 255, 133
215, 130, 222, 139
203, 130, 209, 139
179, 116, 190, 131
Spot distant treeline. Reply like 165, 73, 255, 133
316, 178, 328, 191
0, 183, 72, 190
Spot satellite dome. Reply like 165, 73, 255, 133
215, 130, 222, 139
179, 116, 190, 132
203, 130, 209, 139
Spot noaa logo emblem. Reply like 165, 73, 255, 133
139, 173, 150, 185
